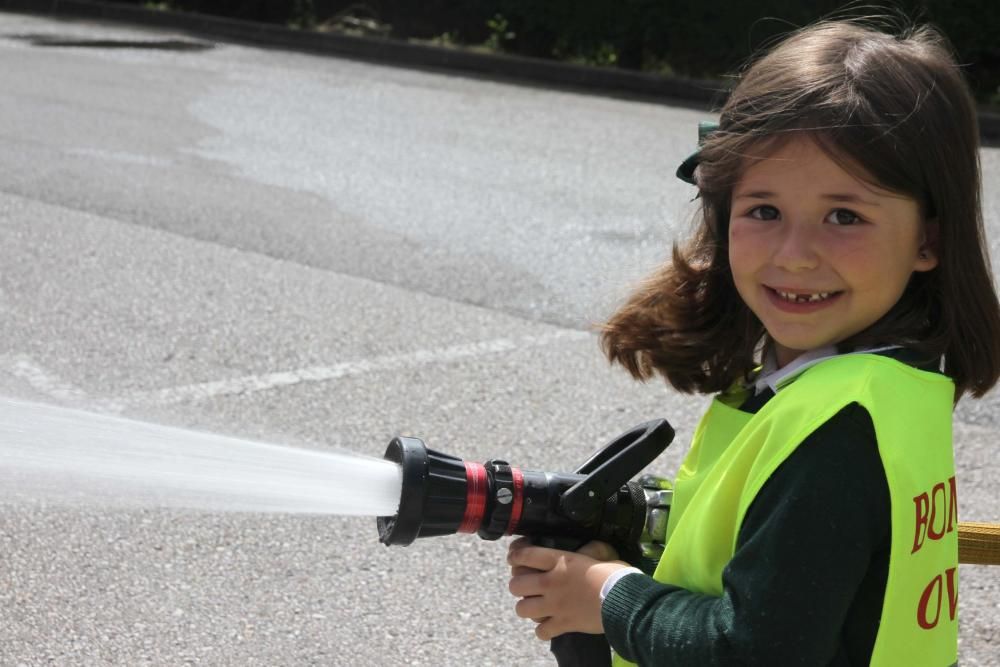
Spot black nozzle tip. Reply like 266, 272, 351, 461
376, 437, 472, 546
377, 436, 428, 546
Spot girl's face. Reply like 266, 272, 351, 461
728, 136, 938, 368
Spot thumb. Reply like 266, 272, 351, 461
577, 540, 619, 561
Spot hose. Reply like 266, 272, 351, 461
958, 521, 1000, 565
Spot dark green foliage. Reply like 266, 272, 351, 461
165, 0, 292, 23
111, 0, 999, 105
926, 0, 1000, 106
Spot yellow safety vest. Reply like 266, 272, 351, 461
612, 354, 958, 666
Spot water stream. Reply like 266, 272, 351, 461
0, 397, 401, 516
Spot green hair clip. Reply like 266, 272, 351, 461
676, 121, 719, 185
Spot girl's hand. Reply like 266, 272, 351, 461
506, 537, 631, 640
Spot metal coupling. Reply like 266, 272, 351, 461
638, 474, 672, 562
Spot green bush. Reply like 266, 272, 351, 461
119, 0, 999, 105
497, 0, 997, 105
926, 0, 1000, 106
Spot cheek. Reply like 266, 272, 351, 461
826, 236, 893, 279
728, 222, 759, 275
727, 222, 761, 300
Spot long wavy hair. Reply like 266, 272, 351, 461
600, 19, 1000, 400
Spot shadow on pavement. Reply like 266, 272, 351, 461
6, 32, 214, 50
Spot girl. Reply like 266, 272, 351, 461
507, 18, 1000, 666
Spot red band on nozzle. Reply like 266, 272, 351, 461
506, 467, 524, 535
459, 461, 487, 533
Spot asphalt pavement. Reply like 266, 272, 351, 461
0, 12, 997, 666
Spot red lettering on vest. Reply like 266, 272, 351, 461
928, 482, 947, 540
946, 566, 958, 621
916, 567, 958, 630
947, 475, 958, 534
912, 492, 930, 554
917, 573, 943, 629
911, 476, 957, 554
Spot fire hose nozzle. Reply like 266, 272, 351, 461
376, 420, 675, 561
376, 435, 473, 545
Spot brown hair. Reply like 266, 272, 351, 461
601, 19, 1000, 400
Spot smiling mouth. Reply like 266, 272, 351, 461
767, 287, 843, 304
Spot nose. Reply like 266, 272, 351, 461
771, 222, 821, 272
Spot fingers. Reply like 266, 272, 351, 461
514, 593, 548, 620
507, 544, 563, 571
508, 569, 545, 598
534, 617, 567, 641
577, 540, 619, 561
506, 538, 606, 641
510, 565, 539, 577
515, 598, 564, 640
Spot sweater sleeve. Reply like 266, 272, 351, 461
601, 403, 890, 666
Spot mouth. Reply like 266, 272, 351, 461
765, 286, 844, 310
768, 287, 841, 303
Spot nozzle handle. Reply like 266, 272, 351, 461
560, 419, 673, 524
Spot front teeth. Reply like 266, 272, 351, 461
777, 290, 834, 303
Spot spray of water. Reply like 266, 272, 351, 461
0, 397, 401, 516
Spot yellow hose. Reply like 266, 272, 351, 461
958, 521, 1000, 565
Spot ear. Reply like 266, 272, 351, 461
914, 220, 940, 272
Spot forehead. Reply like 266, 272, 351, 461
735, 135, 877, 191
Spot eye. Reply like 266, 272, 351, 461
748, 205, 780, 221
826, 208, 862, 225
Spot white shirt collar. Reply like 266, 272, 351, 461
753, 344, 901, 395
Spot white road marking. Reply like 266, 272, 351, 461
65, 147, 173, 167
112, 329, 591, 407
0, 355, 88, 404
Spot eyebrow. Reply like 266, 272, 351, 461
732, 190, 882, 207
